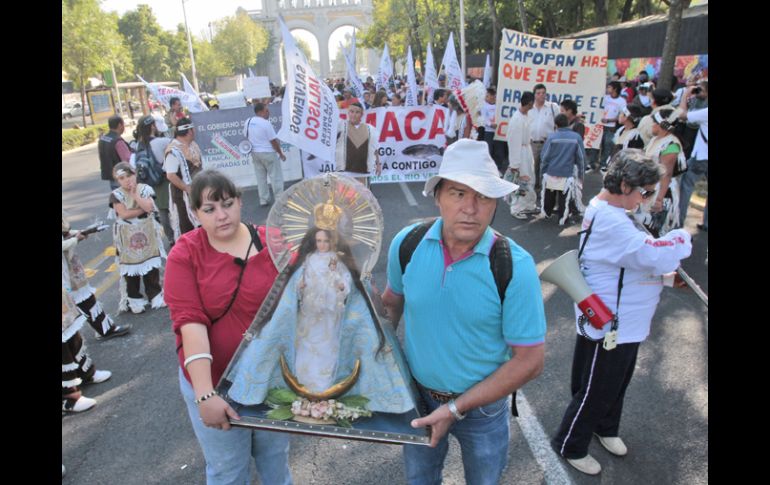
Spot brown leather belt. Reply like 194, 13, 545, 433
416, 382, 461, 404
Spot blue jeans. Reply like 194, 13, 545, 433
599, 127, 616, 169
179, 368, 293, 485
403, 388, 511, 485
678, 157, 708, 228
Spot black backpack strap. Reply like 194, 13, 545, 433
489, 231, 513, 303
577, 215, 597, 259
399, 220, 435, 274
246, 222, 263, 252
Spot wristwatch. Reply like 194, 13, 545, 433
447, 399, 466, 421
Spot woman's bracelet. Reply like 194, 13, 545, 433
194, 390, 218, 405
184, 353, 213, 369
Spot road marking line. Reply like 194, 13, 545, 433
516, 390, 575, 485
105, 262, 118, 273
399, 182, 418, 207
81, 245, 116, 271
95, 271, 120, 298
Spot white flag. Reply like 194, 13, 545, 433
405, 46, 419, 106
441, 32, 465, 91
181, 73, 209, 112
376, 43, 393, 92
483, 54, 492, 88
137, 74, 207, 113
248, 67, 255, 78
424, 43, 439, 105
276, 17, 339, 163
344, 33, 365, 99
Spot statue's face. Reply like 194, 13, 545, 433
315, 231, 331, 253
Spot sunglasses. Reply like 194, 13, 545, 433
636, 187, 655, 199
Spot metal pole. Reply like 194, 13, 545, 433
111, 61, 123, 117
181, 0, 200, 92
459, 0, 466, 79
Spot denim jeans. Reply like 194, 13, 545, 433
179, 368, 293, 485
678, 157, 708, 228
599, 127, 616, 169
403, 388, 511, 485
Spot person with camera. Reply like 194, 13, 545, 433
677, 80, 708, 231
551, 149, 692, 476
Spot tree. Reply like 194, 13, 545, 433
63, 0, 124, 127
118, 5, 173, 81
194, 38, 227, 92
212, 11, 269, 75
657, 0, 690, 90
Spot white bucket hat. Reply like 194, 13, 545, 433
423, 139, 518, 198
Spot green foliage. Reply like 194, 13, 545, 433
338, 395, 370, 408
266, 407, 295, 421
266, 388, 298, 406
61, 124, 108, 152
335, 418, 353, 428
195, 38, 228, 91
212, 11, 269, 74
117, 5, 173, 81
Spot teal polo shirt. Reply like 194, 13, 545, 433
386, 218, 546, 393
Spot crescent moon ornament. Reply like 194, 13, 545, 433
280, 354, 361, 401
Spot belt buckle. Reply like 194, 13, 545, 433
428, 389, 453, 404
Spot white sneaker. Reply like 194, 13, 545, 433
62, 395, 97, 413
512, 211, 529, 220
150, 293, 167, 309
566, 454, 601, 475
127, 297, 147, 314
86, 370, 112, 384
595, 434, 628, 456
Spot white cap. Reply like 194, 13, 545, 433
152, 114, 168, 133
422, 139, 518, 198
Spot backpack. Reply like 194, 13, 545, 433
135, 142, 165, 186
398, 219, 521, 417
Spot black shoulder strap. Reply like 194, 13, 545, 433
578, 215, 597, 259
489, 230, 513, 303
399, 220, 434, 274
246, 222, 264, 252
699, 127, 708, 144
399, 220, 513, 303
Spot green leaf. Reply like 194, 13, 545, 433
336, 418, 352, 428
266, 407, 294, 421
338, 395, 370, 408
266, 388, 298, 405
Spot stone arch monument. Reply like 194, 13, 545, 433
247, 0, 379, 83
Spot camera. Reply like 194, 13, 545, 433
692, 87, 702, 95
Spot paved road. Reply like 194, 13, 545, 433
62, 145, 707, 484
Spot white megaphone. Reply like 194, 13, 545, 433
539, 250, 614, 330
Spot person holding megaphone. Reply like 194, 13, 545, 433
548, 149, 692, 476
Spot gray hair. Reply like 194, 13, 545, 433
603, 149, 664, 194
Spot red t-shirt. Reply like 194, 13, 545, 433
165, 225, 278, 385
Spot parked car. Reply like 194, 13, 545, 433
62, 102, 90, 119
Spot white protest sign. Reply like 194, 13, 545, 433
441, 33, 465, 91
302, 106, 448, 184
244, 76, 271, 100
494, 29, 608, 148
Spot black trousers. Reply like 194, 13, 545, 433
552, 335, 640, 459
543, 188, 579, 219
62, 332, 95, 396
484, 131, 509, 174
76, 294, 115, 337
126, 267, 161, 300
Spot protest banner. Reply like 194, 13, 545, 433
137, 75, 207, 113
276, 17, 339, 163
424, 43, 439, 105
376, 43, 393, 92
181, 73, 209, 112
243, 76, 271, 100
344, 36, 366, 99
482, 54, 492, 88
494, 29, 608, 149
441, 32, 465, 91
191, 104, 302, 188
302, 105, 448, 184
404, 46, 419, 106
